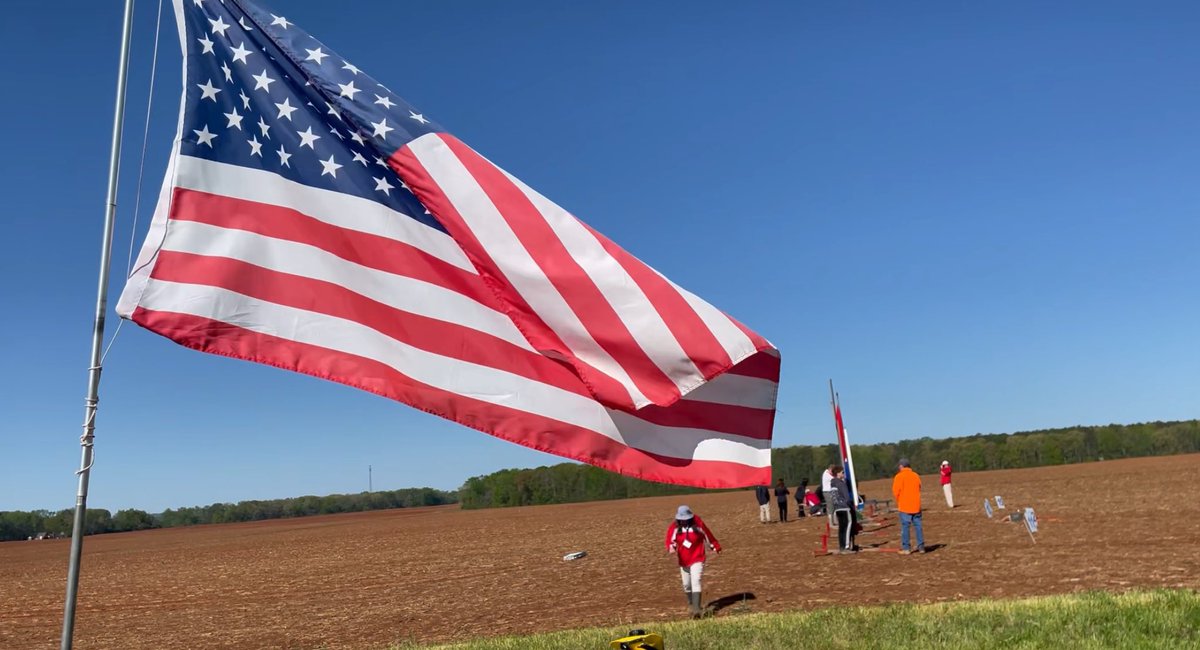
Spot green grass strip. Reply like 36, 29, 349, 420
392, 589, 1200, 650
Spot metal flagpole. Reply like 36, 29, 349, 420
828, 379, 840, 455
61, 1, 137, 648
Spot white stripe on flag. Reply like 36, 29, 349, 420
665, 276, 758, 366
681, 372, 779, 411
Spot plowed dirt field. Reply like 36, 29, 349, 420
3, 454, 1198, 649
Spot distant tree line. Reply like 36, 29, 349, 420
458, 464, 702, 509
0, 487, 456, 542
459, 420, 1200, 508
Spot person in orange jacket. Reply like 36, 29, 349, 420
892, 458, 925, 554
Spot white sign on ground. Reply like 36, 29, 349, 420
984, 498, 994, 518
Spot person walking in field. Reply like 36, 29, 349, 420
892, 458, 925, 554
830, 466, 857, 554
665, 505, 721, 617
755, 484, 771, 523
940, 460, 955, 509
774, 478, 791, 522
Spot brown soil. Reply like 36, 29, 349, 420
2, 454, 1198, 649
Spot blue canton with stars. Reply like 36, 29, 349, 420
181, 0, 446, 231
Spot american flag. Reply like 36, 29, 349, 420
118, 0, 780, 488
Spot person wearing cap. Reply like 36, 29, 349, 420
892, 458, 925, 554
664, 505, 722, 617
940, 460, 954, 509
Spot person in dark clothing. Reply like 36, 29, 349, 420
830, 466, 856, 553
774, 479, 790, 522
794, 478, 810, 517
755, 484, 771, 523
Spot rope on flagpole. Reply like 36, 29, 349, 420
101, 0, 165, 366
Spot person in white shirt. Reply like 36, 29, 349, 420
821, 465, 836, 526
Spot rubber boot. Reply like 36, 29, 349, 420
683, 589, 693, 610
689, 591, 703, 617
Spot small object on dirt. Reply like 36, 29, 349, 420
562, 550, 588, 561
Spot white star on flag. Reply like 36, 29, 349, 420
193, 125, 217, 147
230, 42, 253, 65
371, 118, 393, 138
319, 155, 343, 177
304, 47, 328, 64
208, 16, 230, 37
338, 81, 360, 100
252, 70, 275, 91
275, 98, 297, 120
197, 79, 221, 101
297, 126, 321, 148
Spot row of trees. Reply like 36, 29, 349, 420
460, 420, 1200, 508
0, 508, 157, 542
0, 487, 457, 542
458, 464, 702, 509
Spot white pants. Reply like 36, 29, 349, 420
679, 562, 704, 593
759, 503, 770, 522
943, 483, 954, 508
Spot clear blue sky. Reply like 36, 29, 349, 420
2, 0, 1197, 513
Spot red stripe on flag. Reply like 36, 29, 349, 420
169, 188, 490, 304
726, 350, 781, 381
131, 307, 769, 488
148, 250, 593, 398
390, 144, 639, 411
632, 400, 775, 440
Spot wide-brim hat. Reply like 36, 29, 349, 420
676, 505, 693, 519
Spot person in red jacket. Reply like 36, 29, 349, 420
940, 460, 955, 509
664, 505, 721, 617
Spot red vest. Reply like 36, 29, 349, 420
664, 515, 721, 567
